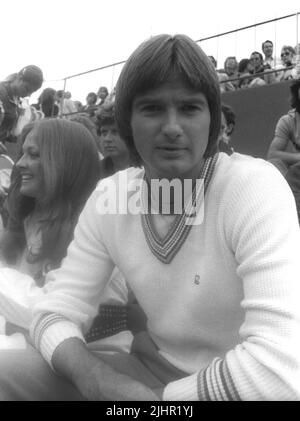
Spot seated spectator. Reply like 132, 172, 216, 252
218, 104, 235, 155
84, 92, 98, 118
223, 56, 239, 88
0, 119, 130, 349
238, 59, 254, 89
238, 58, 252, 75
73, 101, 84, 113
262, 40, 276, 68
69, 114, 103, 159
96, 103, 131, 178
218, 73, 236, 93
56, 90, 77, 117
249, 51, 275, 84
96, 86, 109, 106
268, 79, 300, 223
0, 119, 100, 286
208, 55, 217, 68
275, 46, 296, 82
32, 88, 59, 118
0, 65, 43, 154
64, 91, 72, 99
0, 33, 299, 402
267, 78, 300, 177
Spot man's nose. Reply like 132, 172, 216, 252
161, 110, 183, 140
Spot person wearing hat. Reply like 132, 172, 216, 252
0, 65, 43, 154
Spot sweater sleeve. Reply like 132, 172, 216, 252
164, 161, 300, 401
30, 187, 115, 366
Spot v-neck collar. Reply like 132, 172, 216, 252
141, 153, 219, 264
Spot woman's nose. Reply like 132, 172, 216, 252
16, 155, 26, 169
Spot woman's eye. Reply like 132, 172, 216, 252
29, 152, 39, 159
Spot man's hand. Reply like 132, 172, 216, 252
77, 360, 161, 401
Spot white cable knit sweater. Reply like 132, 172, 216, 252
30, 152, 300, 400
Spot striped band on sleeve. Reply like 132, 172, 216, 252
197, 358, 241, 401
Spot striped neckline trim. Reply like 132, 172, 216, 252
141, 153, 219, 264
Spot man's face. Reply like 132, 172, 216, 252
98, 88, 108, 100
263, 42, 273, 58
100, 123, 128, 158
130, 79, 211, 182
250, 54, 262, 71
281, 49, 293, 66
225, 59, 237, 76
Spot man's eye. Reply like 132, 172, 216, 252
181, 104, 200, 112
141, 104, 161, 112
101, 131, 108, 136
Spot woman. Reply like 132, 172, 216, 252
0, 118, 100, 285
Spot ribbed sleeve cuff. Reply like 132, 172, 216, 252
163, 372, 199, 401
163, 358, 241, 401
31, 314, 85, 369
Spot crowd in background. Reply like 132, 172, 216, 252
209, 39, 300, 92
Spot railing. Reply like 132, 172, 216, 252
41, 12, 300, 104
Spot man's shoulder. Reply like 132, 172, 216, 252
215, 152, 280, 184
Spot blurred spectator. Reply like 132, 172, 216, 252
249, 51, 275, 84
96, 103, 130, 178
218, 73, 236, 93
56, 90, 77, 117
238, 59, 253, 89
69, 114, 103, 159
84, 92, 98, 117
218, 103, 235, 155
267, 79, 300, 222
267, 78, 300, 177
238, 58, 252, 74
208, 55, 217, 68
96, 86, 109, 106
64, 91, 72, 99
224, 56, 239, 78
32, 88, 58, 118
0, 65, 43, 153
73, 101, 84, 113
275, 46, 296, 82
262, 40, 276, 68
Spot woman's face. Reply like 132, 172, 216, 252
16, 128, 43, 198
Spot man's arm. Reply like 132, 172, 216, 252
52, 337, 161, 401
267, 135, 300, 165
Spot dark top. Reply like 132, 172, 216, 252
0, 82, 20, 143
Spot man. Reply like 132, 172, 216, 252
96, 104, 131, 178
0, 34, 299, 401
267, 78, 300, 221
218, 103, 235, 155
249, 51, 275, 84
262, 40, 275, 68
